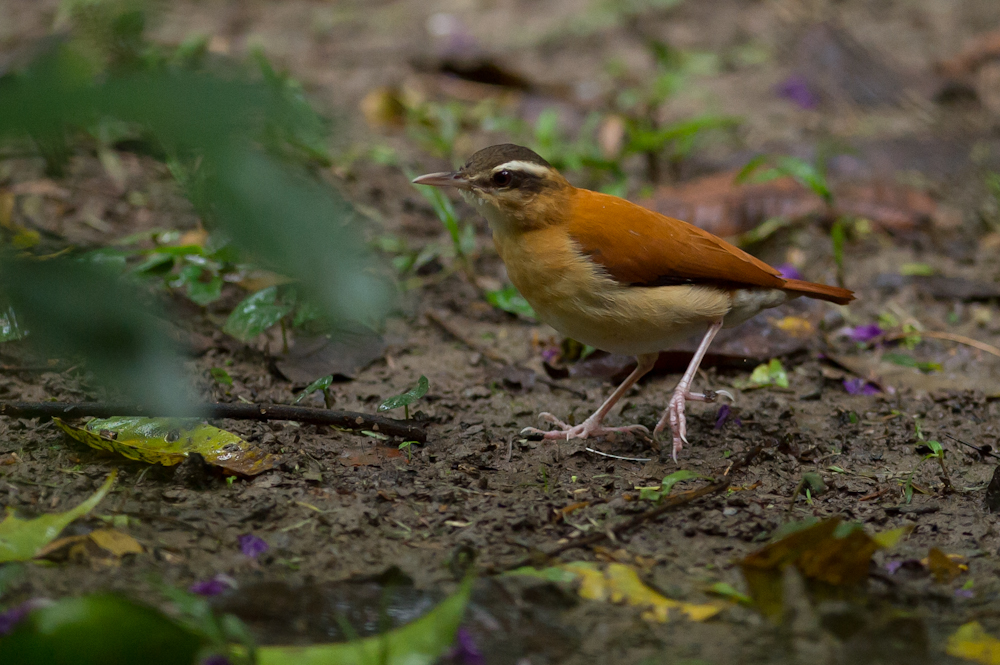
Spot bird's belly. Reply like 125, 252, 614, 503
496, 230, 735, 355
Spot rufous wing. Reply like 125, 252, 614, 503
566, 188, 854, 304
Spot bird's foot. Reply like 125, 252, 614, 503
521, 412, 649, 441
653, 388, 735, 459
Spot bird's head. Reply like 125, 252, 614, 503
412, 144, 571, 233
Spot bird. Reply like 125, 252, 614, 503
413, 144, 854, 460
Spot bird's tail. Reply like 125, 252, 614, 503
781, 279, 855, 305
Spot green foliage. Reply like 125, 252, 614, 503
736, 154, 833, 205
378, 376, 429, 420
223, 286, 294, 342
255, 575, 473, 665
733, 358, 789, 390
209, 367, 233, 386
0, 306, 27, 342
0, 5, 393, 409
0, 594, 204, 665
484, 284, 536, 319
903, 440, 946, 504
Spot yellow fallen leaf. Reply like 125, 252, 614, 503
54, 417, 276, 476
89, 529, 143, 556
947, 622, 1000, 664
563, 562, 721, 623
772, 316, 814, 336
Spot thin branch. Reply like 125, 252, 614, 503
498, 445, 762, 571
0, 401, 427, 442
885, 330, 1000, 359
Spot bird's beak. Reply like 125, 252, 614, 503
411, 171, 471, 190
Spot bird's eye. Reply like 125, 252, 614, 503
492, 170, 513, 187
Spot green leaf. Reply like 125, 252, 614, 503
378, 376, 429, 412
174, 263, 223, 306
0, 594, 203, 665
899, 263, 935, 277
209, 367, 233, 386
830, 218, 846, 276
926, 440, 944, 456
660, 469, 705, 494
54, 417, 277, 476
739, 358, 789, 389
882, 352, 941, 373
708, 581, 752, 605
294, 374, 334, 404
485, 285, 535, 319
0, 472, 115, 563
256, 575, 473, 665
223, 286, 293, 342
0, 306, 27, 342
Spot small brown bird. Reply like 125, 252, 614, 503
414, 144, 853, 459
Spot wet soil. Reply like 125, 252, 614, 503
2, 1, 1000, 663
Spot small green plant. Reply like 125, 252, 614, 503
209, 367, 233, 386
294, 374, 334, 408
378, 375, 429, 420
733, 358, 788, 390
637, 469, 707, 502
410, 172, 478, 281
902, 440, 947, 504
398, 440, 417, 461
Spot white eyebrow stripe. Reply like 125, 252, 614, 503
492, 161, 552, 178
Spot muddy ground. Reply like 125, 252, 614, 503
2, 1, 1000, 663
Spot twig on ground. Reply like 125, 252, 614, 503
426, 309, 587, 399
0, 401, 427, 442
498, 445, 761, 571
885, 330, 1000, 359
585, 447, 651, 462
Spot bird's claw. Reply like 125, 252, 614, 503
522, 413, 649, 441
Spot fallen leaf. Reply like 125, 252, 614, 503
89, 529, 143, 557
948, 622, 1000, 664
926, 548, 966, 584
0, 472, 116, 563
54, 417, 276, 476
739, 518, 912, 618
276, 330, 386, 383
508, 562, 721, 623
339, 445, 404, 467
35, 528, 142, 564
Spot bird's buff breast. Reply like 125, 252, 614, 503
492, 227, 734, 356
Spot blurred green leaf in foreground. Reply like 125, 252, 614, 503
0, 3, 394, 412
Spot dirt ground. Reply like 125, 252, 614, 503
3, 1, 1000, 663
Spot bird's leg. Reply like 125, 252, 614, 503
654, 320, 724, 461
522, 353, 658, 441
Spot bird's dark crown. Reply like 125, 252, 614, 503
461, 144, 552, 174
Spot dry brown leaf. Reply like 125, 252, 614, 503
938, 28, 1000, 77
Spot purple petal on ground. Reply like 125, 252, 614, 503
238, 533, 269, 559
843, 378, 880, 396
448, 628, 485, 665
0, 599, 48, 636
541, 347, 560, 364
190, 574, 236, 597
776, 263, 803, 281
714, 404, 731, 430
955, 588, 974, 599
776, 75, 819, 110
848, 324, 883, 343
885, 560, 903, 575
